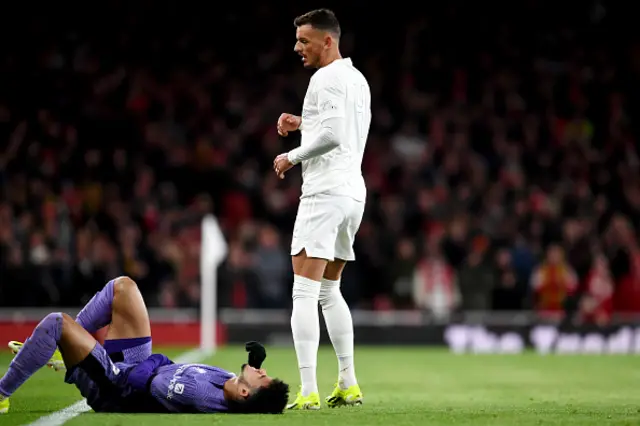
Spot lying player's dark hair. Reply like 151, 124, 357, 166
294, 9, 341, 38
228, 379, 290, 414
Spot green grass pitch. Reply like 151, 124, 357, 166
1, 346, 639, 425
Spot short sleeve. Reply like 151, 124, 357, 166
316, 76, 346, 121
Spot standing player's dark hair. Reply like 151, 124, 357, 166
294, 9, 341, 38
228, 379, 290, 414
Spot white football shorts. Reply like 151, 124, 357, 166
290, 193, 365, 261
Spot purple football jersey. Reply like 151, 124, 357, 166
149, 363, 235, 413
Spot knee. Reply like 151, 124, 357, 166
113, 276, 139, 299
54, 312, 76, 330
60, 312, 74, 323
35, 312, 66, 339
319, 283, 340, 307
40, 312, 66, 324
292, 276, 321, 301
60, 312, 75, 334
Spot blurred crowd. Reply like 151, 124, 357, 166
1, 2, 639, 324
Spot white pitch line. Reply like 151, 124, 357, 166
24, 348, 208, 426
25, 400, 91, 426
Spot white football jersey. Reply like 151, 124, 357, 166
298, 58, 371, 201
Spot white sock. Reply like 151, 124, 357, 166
291, 274, 321, 396
320, 277, 357, 389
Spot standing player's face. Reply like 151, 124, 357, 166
294, 24, 327, 68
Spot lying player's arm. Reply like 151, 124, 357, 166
287, 116, 344, 164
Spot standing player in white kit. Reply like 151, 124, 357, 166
273, 9, 371, 410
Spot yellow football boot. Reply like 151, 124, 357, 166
326, 381, 363, 408
0, 396, 9, 414
286, 389, 321, 410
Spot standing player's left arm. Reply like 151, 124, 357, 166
287, 80, 346, 165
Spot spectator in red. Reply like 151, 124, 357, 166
531, 244, 578, 318
580, 253, 614, 325
608, 217, 640, 315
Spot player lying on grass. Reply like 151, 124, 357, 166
0, 276, 289, 414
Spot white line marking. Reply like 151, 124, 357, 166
24, 349, 206, 426
25, 400, 90, 426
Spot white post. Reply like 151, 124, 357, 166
200, 214, 228, 355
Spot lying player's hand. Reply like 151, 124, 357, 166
273, 153, 294, 179
245, 341, 267, 368
277, 113, 301, 137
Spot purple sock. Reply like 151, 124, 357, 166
0, 313, 63, 397
76, 279, 117, 333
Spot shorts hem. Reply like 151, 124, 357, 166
290, 244, 335, 261
333, 252, 356, 262
104, 336, 152, 354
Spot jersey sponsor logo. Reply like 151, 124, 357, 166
174, 383, 184, 395
167, 364, 190, 400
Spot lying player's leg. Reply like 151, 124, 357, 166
322, 198, 364, 407
288, 194, 344, 410
76, 276, 152, 363
0, 312, 107, 413
9, 278, 122, 371
10, 276, 154, 371
102, 277, 152, 363
8, 339, 65, 372
9, 276, 152, 372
